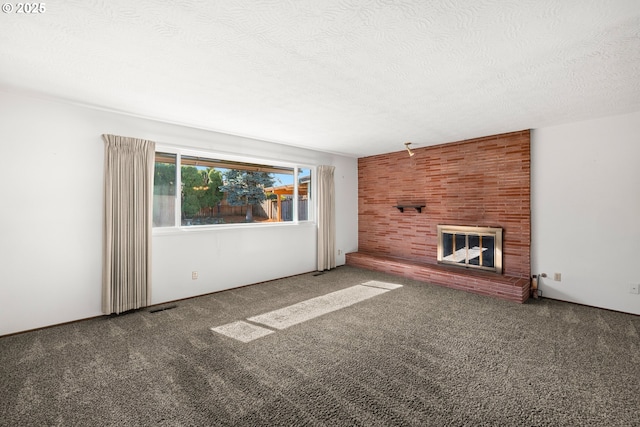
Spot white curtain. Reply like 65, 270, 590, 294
102, 134, 155, 314
317, 165, 336, 271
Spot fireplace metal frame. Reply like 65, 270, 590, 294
436, 225, 503, 274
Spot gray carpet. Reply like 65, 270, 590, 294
1, 266, 639, 426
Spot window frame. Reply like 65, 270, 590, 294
152, 145, 315, 233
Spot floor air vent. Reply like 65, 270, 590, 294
149, 304, 177, 313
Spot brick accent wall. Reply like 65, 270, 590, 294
350, 130, 531, 302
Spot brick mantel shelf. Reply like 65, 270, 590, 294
393, 204, 426, 213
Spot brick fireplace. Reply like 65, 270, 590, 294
346, 130, 531, 303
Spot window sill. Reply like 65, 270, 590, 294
153, 220, 316, 236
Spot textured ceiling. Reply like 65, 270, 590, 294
1, 0, 639, 157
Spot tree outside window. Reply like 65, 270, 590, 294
219, 170, 275, 222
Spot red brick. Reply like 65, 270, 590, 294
351, 130, 531, 302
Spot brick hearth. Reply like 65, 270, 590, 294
346, 252, 530, 303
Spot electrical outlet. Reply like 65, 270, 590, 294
630, 284, 640, 294
192, 271, 198, 280
554, 273, 561, 282
338, 249, 342, 255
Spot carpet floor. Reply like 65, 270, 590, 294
1, 266, 639, 426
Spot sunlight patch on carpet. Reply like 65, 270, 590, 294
211, 321, 274, 343
361, 280, 403, 290
247, 284, 397, 330
212, 282, 403, 342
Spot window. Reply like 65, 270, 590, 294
153, 153, 176, 227
297, 168, 311, 221
153, 150, 313, 228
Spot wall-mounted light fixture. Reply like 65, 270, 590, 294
404, 142, 415, 157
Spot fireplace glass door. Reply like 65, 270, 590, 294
437, 225, 502, 274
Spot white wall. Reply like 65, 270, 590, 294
531, 110, 640, 315
0, 92, 358, 336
